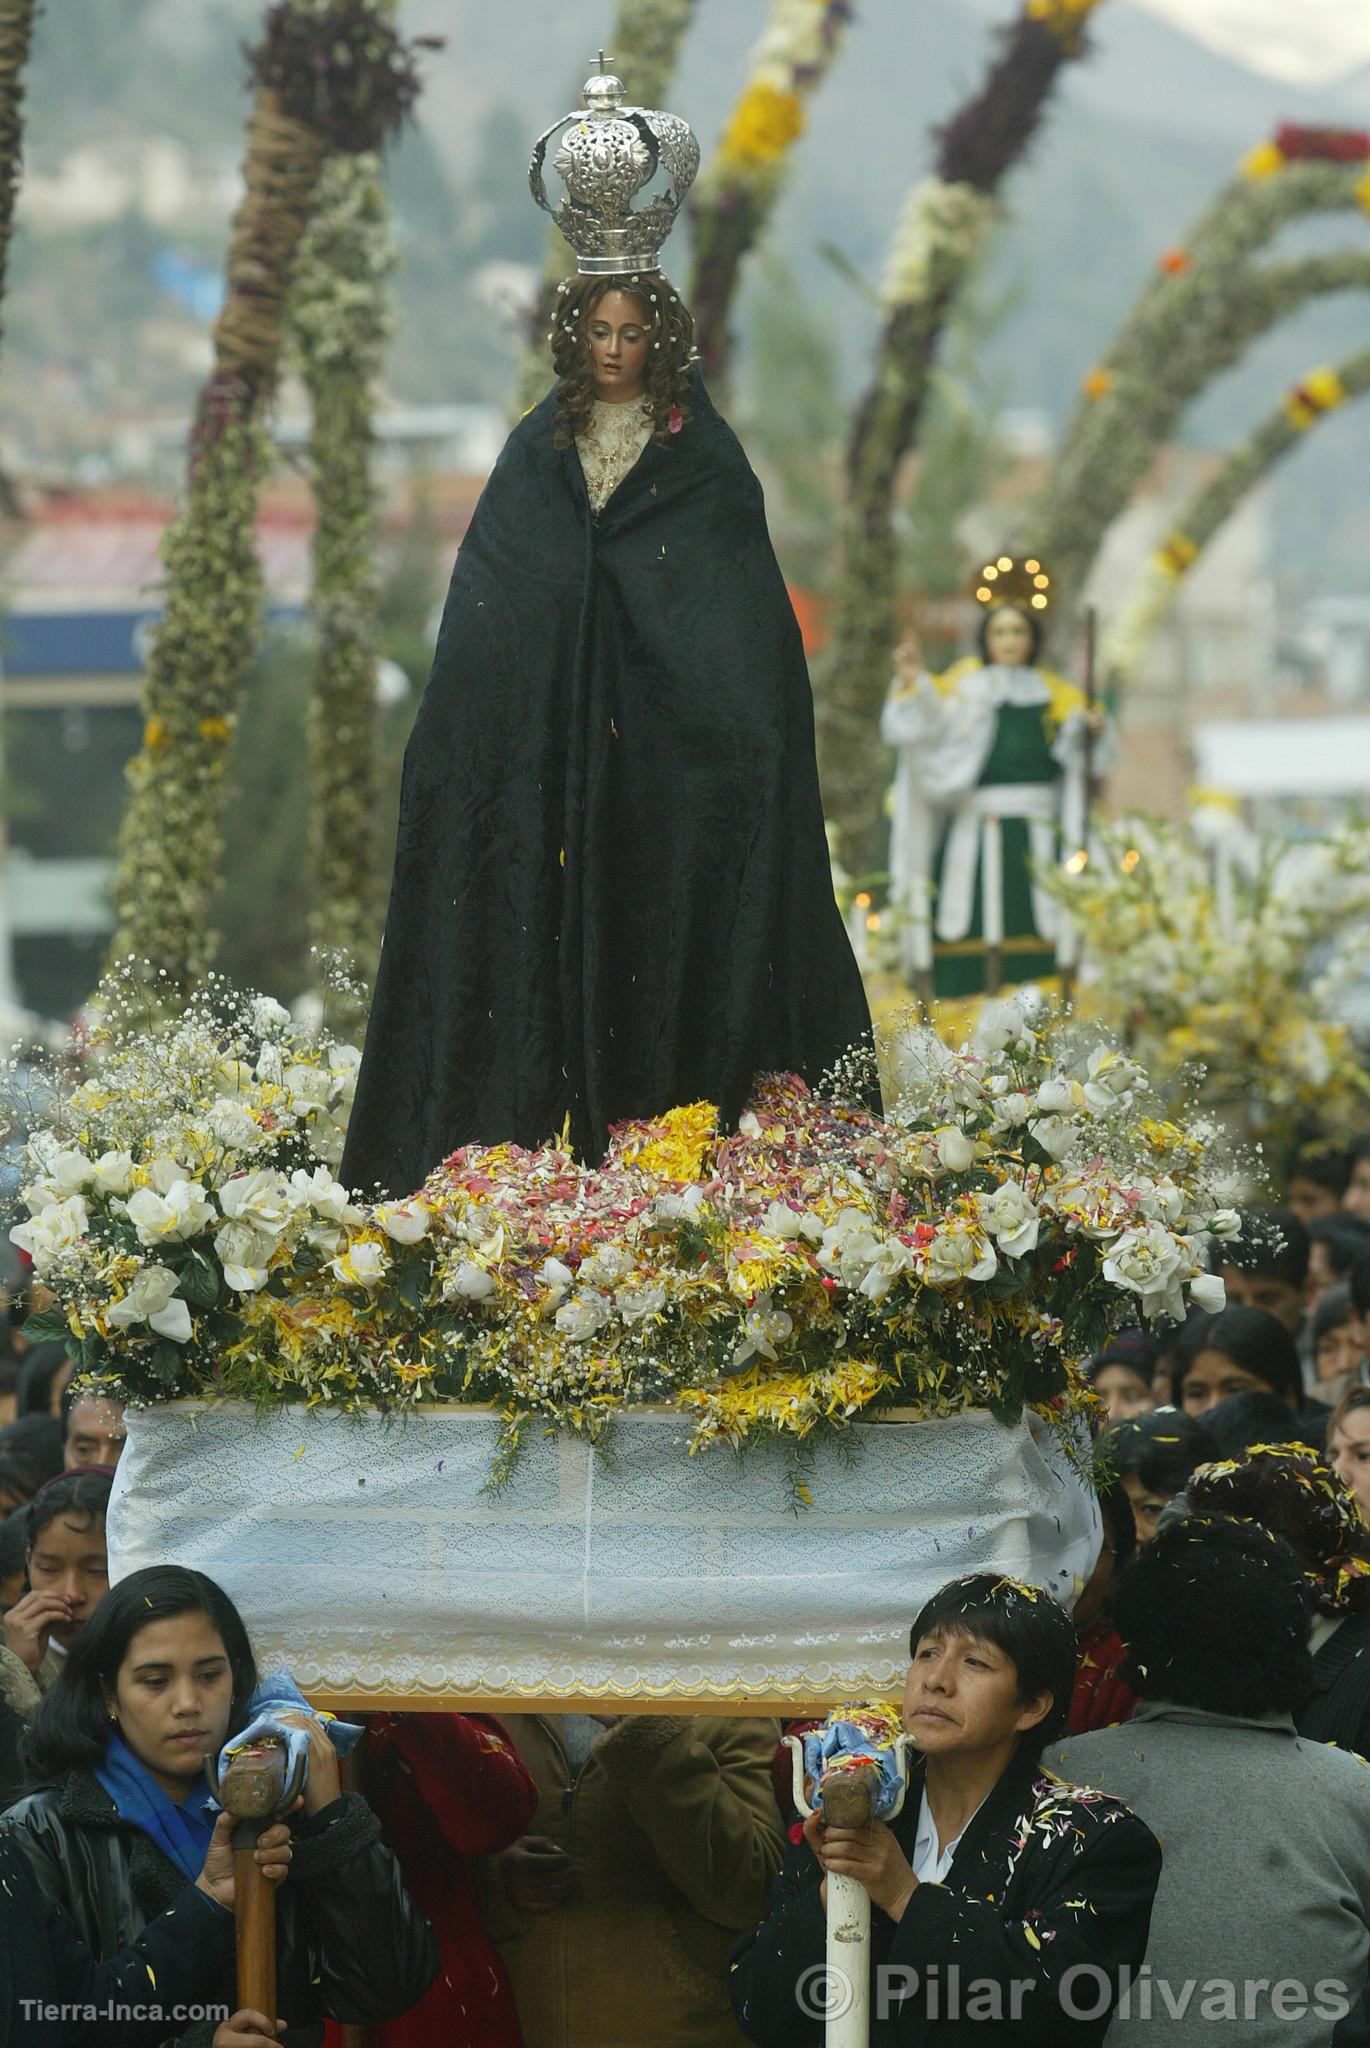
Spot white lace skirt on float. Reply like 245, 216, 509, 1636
107, 1403, 1100, 1707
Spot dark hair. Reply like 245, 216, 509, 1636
550, 271, 695, 449
1113, 1514, 1312, 1714
1186, 1441, 1370, 1615
1308, 1214, 1370, 1279
1313, 1283, 1353, 1348
0, 1415, 65, 1485
1201, 1389, 1306, 1460
1330, 1383, 1370, 1446
1287, 1145, 1351, 1201
1096, 1469, 1138, 1576
908, 1572, 1077, 1754
16, 1342, 72, 1418
0, 1512, 27, 1581
1348, 1135, 1370, 1169
62, 1387, 124, 1441
975, 602, 1042, 665
21, 1468, 113, 1558
1213, 1207, 1310, 1289
1177, 1304, 1304, 1405
1350, 1250, 1370, 1319
24, 1565, 258, 1786
1099, 1409, 1216, 1495
0, 1454, 42, 1516
1085, 1326, 1158, 1387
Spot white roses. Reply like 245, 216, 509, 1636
980, 1182, 1041, 1259
331, 1240, 391, 1289
214, 1221, 276, 1293
125, 1180, 215, 1246
108, 1265, 193, 1343
11, 1194, 91, 1271
1101, 1223, 1189, 1319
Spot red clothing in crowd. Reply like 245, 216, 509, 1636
324, 1711, 536, 2048
1068, 1618, 1139, 1736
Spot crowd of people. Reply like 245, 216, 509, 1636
2, 1143, 1370, 2045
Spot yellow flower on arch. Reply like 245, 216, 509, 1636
717, 84, 804, 173
1240, 139, 1285, 181
1284, 366, 1346, 431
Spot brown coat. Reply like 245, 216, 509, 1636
493, 1714, 785, 2048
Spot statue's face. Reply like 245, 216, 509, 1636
984, 607, 1033, 666
587, 289, 651, 403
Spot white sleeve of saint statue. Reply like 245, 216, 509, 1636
881, 673, 940, 976
881, 669, 1000, 977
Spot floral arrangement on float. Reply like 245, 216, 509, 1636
8, 971, 1238, 1471
1040, 812, 1370, 1148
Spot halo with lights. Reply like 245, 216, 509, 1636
974, 554, 1052, 613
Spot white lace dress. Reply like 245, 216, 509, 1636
576, 396, 653, 513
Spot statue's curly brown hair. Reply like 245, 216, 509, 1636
549, 272, 696, 449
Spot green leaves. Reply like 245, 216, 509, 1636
14, 1306, 69, 1345
175, 1247, 221, 1311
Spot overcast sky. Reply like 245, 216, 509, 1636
1133, 0, 1370, 85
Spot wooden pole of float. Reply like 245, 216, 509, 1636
220, 1741, 289, 2023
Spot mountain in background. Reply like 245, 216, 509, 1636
4, 0, 1368, 578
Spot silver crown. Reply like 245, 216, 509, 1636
529, 54, 700, 276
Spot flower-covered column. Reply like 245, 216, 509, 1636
286, 144, 399, 1011
688, 0, 854, 386
0, 0, 37, 340
815, 0, 1106, 875
1027, 126, 1370, 629
105, 1, 425, 1002
1104, 344, 1370, 695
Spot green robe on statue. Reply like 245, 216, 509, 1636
934, 702, 1060, 998
880, 657, 1091, 1001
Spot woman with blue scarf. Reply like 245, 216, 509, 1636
0, 1565, 436, 2047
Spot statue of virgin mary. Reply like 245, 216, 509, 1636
342, 66, 872, 1197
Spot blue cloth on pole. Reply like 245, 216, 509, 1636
802, 1717, 906, 1822
213, 1670, 364, 1810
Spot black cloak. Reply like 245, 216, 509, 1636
342, 376, 873, 1198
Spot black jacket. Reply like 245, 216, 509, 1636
0, 1696, 22, 1812
728, 1751, 1160, 2047
1, 1833, 235, 2048
0, 1773, 437, 2047
1298, 1601, 1370, 1760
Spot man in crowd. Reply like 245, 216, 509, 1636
61, 1391, 126, 1471
1211, 1208, 1309, 1340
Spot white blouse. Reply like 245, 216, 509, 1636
909, 1785, 988, 1885
576, 397, 653, 513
